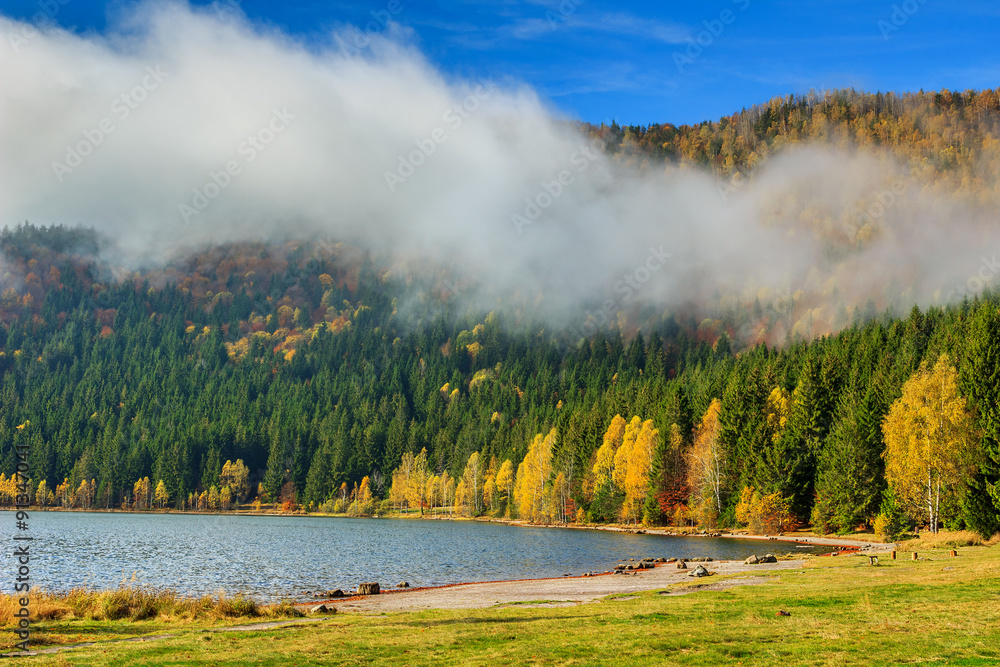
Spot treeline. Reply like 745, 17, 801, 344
586, 87, 1000, 195
1, 223, 999, 537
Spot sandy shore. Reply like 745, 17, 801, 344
306, 530, 891, 614
320, 559, 809, 613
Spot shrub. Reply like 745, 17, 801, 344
216, 593, 259, 618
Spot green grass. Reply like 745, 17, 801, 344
5, 544, 999, 665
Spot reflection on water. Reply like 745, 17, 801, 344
4, 512, 824, 601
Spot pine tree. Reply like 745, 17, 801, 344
959, 305, 1000, 536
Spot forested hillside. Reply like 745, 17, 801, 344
2, 88, 1000, 538
587, 88, 1000, 193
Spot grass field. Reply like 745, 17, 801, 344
3, 538, 998, 665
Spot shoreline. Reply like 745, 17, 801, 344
295, 530, 892, 614
306, 551, 891, 613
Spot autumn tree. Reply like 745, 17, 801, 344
494, 459, 514, 516
644, 422, 689, 527
686, 399, 726, 527
408, 449, 429, 514
461, 451, 483, 516
613, 418, 659, 524
735, 486, 791, 534
589, 415, 627, 520
549, 471, 571, 522
482, 456, 498, 513
35, 480, 50, 507
154, 480, 169, 509
883, 355, 980, 533
514, 429, 556, 522
220, 460, 250, 504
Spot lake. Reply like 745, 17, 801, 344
4, 512, 826, 601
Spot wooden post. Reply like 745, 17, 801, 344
891, 550, 896, 560
911, 552, 918, 561
950, 549, 957, 557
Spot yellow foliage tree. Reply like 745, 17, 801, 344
686, 399, 725, 527
220, 460, 250, 504
482, 456, 498, 512
425, 474, 440, 514
35, 480, 50, 507
614, 418, 660, 524
461, 452, 483, 516
411, 449, 429, 513
882, 354, 979, 533
455, 479, 468, 516
735, 486, 791, 534
764, 387, 791, 442
494, 459, 514, 516
514, 429, 556, 522
592, 415, 627, 492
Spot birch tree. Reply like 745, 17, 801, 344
514, 429, 556, 522
882, 355, 979, 533
686, 399, 726, 527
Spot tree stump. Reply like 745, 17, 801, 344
950, 550, 957, 557
358, 582, 381, 595
911, 552, 918, 561
891, 550, 896, 560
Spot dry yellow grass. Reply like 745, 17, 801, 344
897, 529, 1000, 550
0, 586, 301, 629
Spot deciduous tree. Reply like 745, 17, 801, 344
883, 355, 979, 533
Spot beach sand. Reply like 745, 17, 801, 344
324, 558, 806, 613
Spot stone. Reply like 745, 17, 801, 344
358, 582, 381, 596
310, 604, 335, 614
760, 554, 778, 563
744, 555, 759, 565
666, 558, 677, 563
328, 589, 346, 598
676, 561, 687, 569
691, 565, 710, 577
396, 582, 410, 588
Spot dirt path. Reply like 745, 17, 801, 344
326, 558, 808, 613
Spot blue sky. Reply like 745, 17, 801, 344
3, 0, 999, 125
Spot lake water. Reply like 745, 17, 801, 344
4, 512, 826, 601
